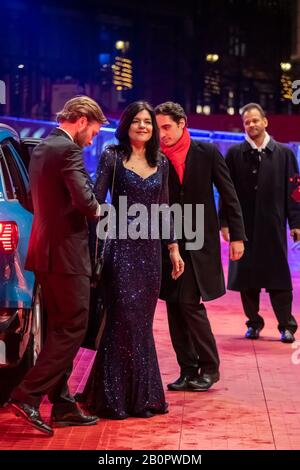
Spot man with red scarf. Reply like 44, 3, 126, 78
155, 102, 246, 391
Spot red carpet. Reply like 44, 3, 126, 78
0, 240, 299, 450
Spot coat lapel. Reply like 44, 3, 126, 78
168, 155, 181, 188
241, 137, 275, 159
166, 140, 194, 188
182, 141, 194, 187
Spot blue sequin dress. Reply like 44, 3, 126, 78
81, 146, 174, 419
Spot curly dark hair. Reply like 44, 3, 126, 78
154, 101, 187, 125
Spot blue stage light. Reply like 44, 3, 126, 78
98, 53, 111, 65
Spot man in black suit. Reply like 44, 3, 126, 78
155, 102, 246, 392
8, 96, 108, 435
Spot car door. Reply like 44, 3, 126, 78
0, 139, 34, 307
0, 136, 42, 404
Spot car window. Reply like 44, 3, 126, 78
0, 143, 30, 210
19, 139, 40, 170
9, 142, 30, 189
22, 143, 36, 160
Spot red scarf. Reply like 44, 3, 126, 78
160, 127, 191, 184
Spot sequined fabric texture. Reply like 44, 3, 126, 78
81, 146, 174, 419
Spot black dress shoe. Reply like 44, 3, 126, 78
167, 375, 195, 391
51, 408, 99, 427
280, 330, 295, 343
6, 399, 53, 436
245, 326, 261, 339
74, 392, 85, 403
187, 372, 220, 392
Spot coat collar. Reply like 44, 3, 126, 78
241, 137, 276, 154
49, 127, 74, 141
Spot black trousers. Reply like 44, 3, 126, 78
241, 288, 298, 333
11, 272, 90, 411
166, 255, 220, 376
166, 301, 220, 377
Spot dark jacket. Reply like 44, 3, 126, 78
219, 138, 300, 290
25, 128, 98, 276
160, 140, 246, 302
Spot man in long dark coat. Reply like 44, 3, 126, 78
155, 102, 246, 392
219, 103, 300, 343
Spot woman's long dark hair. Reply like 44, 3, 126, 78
115, 101, 160, 167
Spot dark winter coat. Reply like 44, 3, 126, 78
160, 140, 246, 302
219, 138, 300, 290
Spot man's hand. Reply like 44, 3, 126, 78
230, 241, 244, 261
168, 243, 185, 280
290, 228, 300, 242
221, 227, 230, 242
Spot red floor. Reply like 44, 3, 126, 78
0, 240, 299, 450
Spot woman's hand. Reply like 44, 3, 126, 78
168, 243, 185, 280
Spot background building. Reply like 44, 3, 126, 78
0, 0, 299, 119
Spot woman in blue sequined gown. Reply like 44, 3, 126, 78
79, 102, 184, 419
